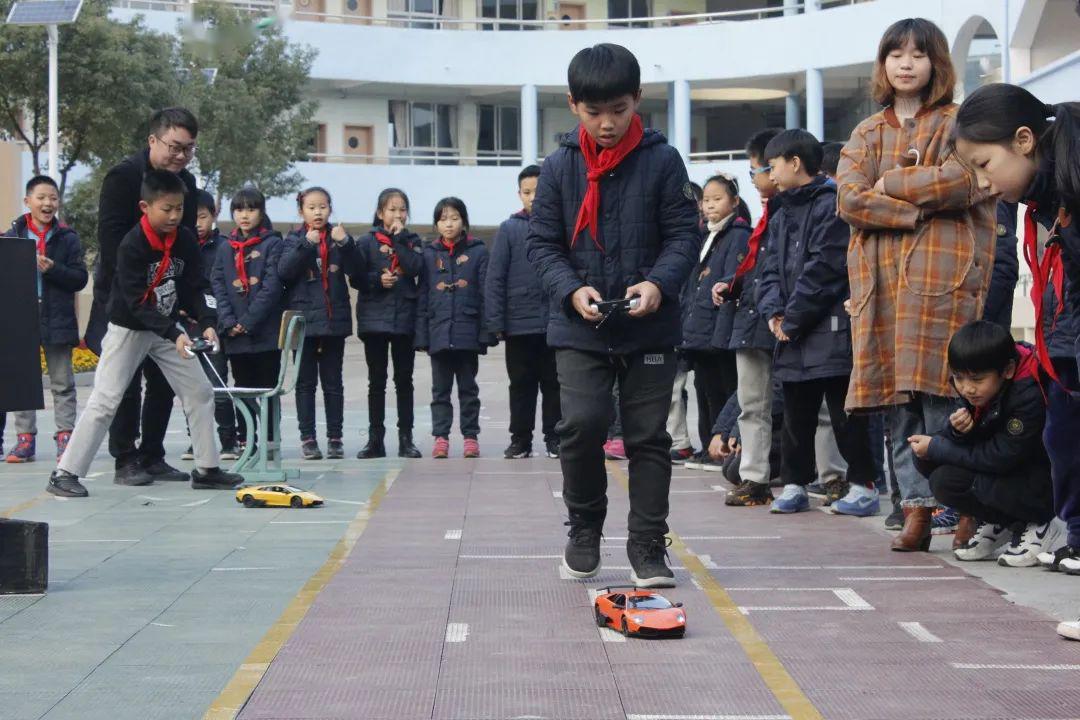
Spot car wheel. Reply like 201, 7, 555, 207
242, 495, 255, 508
595, 607, 607, 628
621, 617, 630, 637
290, 495, 303, 508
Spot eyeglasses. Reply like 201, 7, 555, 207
155, 136, 197, 158
748, 166, 770, 180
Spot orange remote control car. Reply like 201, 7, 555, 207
594, 586, 686, 638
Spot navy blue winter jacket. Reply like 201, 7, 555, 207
983, 201, 1019, 330
416, 236, 494, 354
485, 210, 550, 337
526, 126, 701, 354
349, 227, 424, 338
211, 226, 286, 354
757, 176, 852, 383
679, 217, 748, 352
10, 215, 87, 347
278, 224, 355, 338
728, 197, 778, 353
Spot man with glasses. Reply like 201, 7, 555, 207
85, 107, 201, 486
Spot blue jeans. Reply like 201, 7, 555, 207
887, 393, 952, 507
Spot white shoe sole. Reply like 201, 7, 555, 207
1057, 620, 1080, 640
561, 557, 600, 579
997, 551, 1041, 568
701, 463, 725, 473
631, 570, 676, 588
683, 462, 705, 470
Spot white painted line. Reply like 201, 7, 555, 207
707, 564, 942, 570
461, 554, 562, 559
726, 587, 854, 592
552, 491, 562, 498
180, 498, 212, 508
212, 567, 279, 572
598, 626, 627, 643
604, 566, 688, 571
475, 470, 551, 475
605, 536, 780, 541
138, 495, 167, 501
952, 663, 1080, 671
323, 498, 368, 506
51, 539, 138, 544
627, 715, 791, 720
558, 564, 574, 580
671, 488, 725, 494
445, 623, 469, 642
86, 472, 104, 478
833, 588, 873, 609
444, 529, 462, 540
269, 520, 351, 525
710, 485, 729, 492
696, 554, 719, 569
739, 606, 873, 613
150, 622, 175, 627
839, 576, 966, 581
899, 622, 942, 643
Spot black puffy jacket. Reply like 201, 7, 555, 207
278, 224, 355, 338
416, 236, 494, 354
10, 215, 87, 347
211, 227, 286, 354
679, 217, 748, 352
728, 197, 778, 353
486, 210, 549, 337
349, 227, 424, 338
983, 201, 1019, 330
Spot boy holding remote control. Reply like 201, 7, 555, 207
527, 43, 700, 588
47, 170, 244, 498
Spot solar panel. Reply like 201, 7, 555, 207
6, 0, 83, 26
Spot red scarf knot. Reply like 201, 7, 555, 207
1023, 202, 1065, 385
25, 213, 54, 257
229, 228, 263, 294
730, 202, 769, 295
570, 114, 645, 252
375, 231, 400, 274
303, 224, 333, 319
139, 214, 177, 306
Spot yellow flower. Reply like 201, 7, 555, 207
40, 346, 99, 374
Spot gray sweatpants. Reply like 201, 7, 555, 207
58, 324, 217, 477
14, 343, 77, 435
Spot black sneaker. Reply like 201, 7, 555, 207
326, 438, 345, 459
562, 521, 602, 578
301, 438, 323, 460
627, 534, 676, 588
357, 435, 386, 459
191, 467, 244, 490
47, 469, 88, 497
113, 463, 154, 486
725, 480, 773, 507
545, 438, 560, 459
884, 502, 904, 531
142, 459, 189, 482
503, 439, 532, 459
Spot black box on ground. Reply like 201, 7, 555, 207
0, 518, 48, 594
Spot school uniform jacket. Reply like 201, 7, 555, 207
485, 210, 550, 338
278, 224, 355, 338
211, 226, 285, 354
348, 227, 424, 338
415, 236, 494, 354
10, 215, 87, 347
678, 216, 748, 353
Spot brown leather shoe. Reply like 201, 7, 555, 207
953, 514, 979, 550
891, 506, 932, 552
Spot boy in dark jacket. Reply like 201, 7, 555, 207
910, 322, 1056, 564
485, 165, 561, 460
48, 171, 243, 498
526, 44, 700, 588
757, 129, 878, 516
416, 197, 493, 459
4, 176, 87, 463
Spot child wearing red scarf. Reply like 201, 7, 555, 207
524, 44, 701, 589
279, 186, 356, 460
4, 176, 87, 465
210, 188, 285, 455
47, 170, 243, 499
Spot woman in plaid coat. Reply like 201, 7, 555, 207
837, 18, 996, 551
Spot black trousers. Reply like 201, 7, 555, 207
296, 336, 345, 440
929, 464, 1053, 527
556, 348, 677, 536
505, 334, 560, 444
780, 376, 877, 489
430, 350, 480, 438
231, 351, 282, 443
109, 359, 174, 469
685, 349, 737, 450
362, 333, 415, 433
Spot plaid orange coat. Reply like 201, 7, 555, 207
837, 103, 996, 411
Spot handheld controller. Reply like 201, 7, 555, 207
183, 337, 219, 357
588, 297, 641, 315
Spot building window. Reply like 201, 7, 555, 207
608, 0, 648, 27
389, 101, 458, 165
477, 104, 520, 165
479, 0, 540, 30
387, 0, 451, 28
308, 123, 327, 162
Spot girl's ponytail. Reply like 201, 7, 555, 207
1045, 102, 1080, 219
735, 198, 752, 224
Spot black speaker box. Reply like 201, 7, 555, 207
0, 518, 48, 594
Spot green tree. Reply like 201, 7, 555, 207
180, 2, 317, 211
0, 0, 180, 199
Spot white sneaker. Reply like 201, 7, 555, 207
954, 523, 1010, 561
1057, 620, 1080, 641
999, 520, 1063, 568
180, 445, 194, 461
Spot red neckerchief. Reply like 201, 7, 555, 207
440, 236, 461, 255
301, 224, 332, 318
571, 114, 645, 251
25, 213, 53, 257
730, 201, 769, 294
229, 228, 263, 294
197, 231, 211, 248
1023, 202, 1064, 384
375, 231, 400, 274
139, 214, 176, 306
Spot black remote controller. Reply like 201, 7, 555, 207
589, 297, 641, 315
185, 338, 216, 356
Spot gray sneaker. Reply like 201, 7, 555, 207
47, 469, 88, 498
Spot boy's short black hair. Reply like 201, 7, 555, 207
195, 189, 217, 216
948, 321, 1018, 375
433, 196, 470, 234
141, 169, 186, 204
567, 43, 640, 104
518, 165, 541, 185
820, 142, 844, 177
764, 129, 823, 176
149, 107, 199, 139
745, 128, 783, 164
25, 175, 58, 195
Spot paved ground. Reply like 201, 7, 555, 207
2, 339, 1079, 720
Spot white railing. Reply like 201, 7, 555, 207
308, 150, 528, 165
689, 149, 747, 163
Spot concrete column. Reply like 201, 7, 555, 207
783, 0, 798, 15
805, 67, 824, 140
670, 79, 691, 163
520, 83, 538, 165
785, 93, 800, 129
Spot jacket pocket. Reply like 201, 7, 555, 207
901, 218, 975, 297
